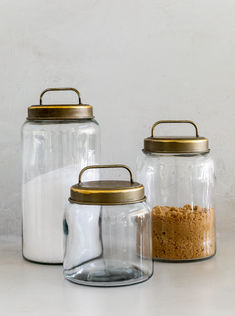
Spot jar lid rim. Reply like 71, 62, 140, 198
144, 137, 209, 154
70, 180, 146, 205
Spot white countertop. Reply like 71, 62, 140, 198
1, 203, 235, 316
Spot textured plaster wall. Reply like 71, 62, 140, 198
0, 0, 234, 235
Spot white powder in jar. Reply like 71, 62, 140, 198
22, 165, 92, 263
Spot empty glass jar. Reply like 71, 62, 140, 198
136, 120, 216, 262
63, 165, 153, 287
22, 88, 100, 264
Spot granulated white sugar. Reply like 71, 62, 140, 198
22, 165, 79, 263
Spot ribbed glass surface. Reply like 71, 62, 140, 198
136, 152, 216, 262
22, 119, 100, 263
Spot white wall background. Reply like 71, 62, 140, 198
0, 0, 234, 235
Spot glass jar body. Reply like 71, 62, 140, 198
22, 119, 100, 264
63, 201, 153, 287
136, 151, 216, 262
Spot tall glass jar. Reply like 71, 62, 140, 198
136, 120, 216, 262
63, 165, 153, 287
22, 88, 100, 264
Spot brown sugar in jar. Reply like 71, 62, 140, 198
136, 120, 216, 262
152, 204, 215, 261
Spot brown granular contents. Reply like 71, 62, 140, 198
152, 205, 215, 260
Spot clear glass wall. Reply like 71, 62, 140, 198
136, 152, 216, 261
63, 202, 153, 286
22, 119, 100, 263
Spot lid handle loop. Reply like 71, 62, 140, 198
39, 87, 82, 105
78, 164, 134, 184
151, 120, 199, 137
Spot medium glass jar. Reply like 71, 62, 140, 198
63, 165, 153, 287
136, 120, 216, 262
22, 88, 100, 264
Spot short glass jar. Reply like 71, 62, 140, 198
63, 165, 153, 287
136, 120, 216, 262
22, 88, 100, 264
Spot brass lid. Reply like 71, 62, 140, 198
70, 165, 146, 205
144, 120, 209, 154
27, 88, 94, 120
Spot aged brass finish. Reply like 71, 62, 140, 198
78, 164, 134, 184
27, 87, 94, 120
39, 88, 82, 105
144, 120, 209, 154
151, 120, 199, 137
70, 164, 146, 205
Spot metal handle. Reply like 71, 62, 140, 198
79, 164, 134, 184
151, 120, 199, 137
40, 87, 82, 105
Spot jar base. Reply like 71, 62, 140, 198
23, 254, 63, 265
64, 260, 152, 287
153, 252, 216, 263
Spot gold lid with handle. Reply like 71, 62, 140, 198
27, 87, 94, 120
144, 120, 209, 154
70, 165, 146, 205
